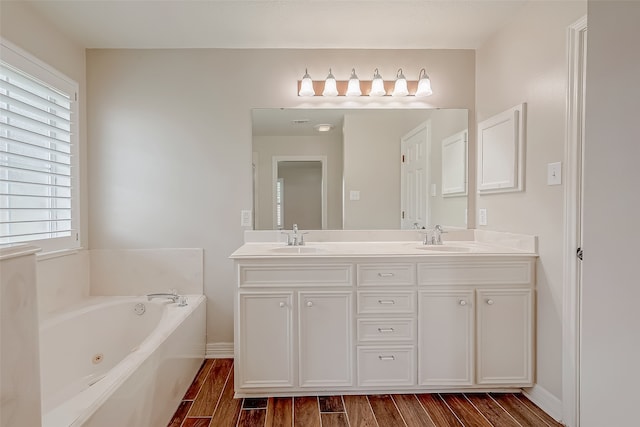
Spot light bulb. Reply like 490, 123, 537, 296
322, 68, 338, 96
369, 68, 386, 97
298, 68, 315, 96
346, 68, 361, 97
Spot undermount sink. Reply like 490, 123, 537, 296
270, 246, 325, 254
416, 245, 473, 252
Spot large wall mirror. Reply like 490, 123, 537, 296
252, 108, 469, 230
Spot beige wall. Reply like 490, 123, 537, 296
253, 134, 343, 230
86, 49, 476, 346
279, 161, 323, 230
475, 0, 586, 401
581, 1, 640, 424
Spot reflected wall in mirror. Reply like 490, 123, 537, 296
252, 108, 468, 230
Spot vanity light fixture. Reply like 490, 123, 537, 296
369, 68, 386, 97
392, 68, 409, 97
297, 68, 433, 97
415, 68, 433, 97
298, 68, 315, 97
346, 68, 362, 97
322, 69, 339, 97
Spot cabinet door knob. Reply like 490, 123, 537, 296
279, 302, 286, 308
486, 299, 494, 305
459, 300, 467, 306
306, 301, 313, 307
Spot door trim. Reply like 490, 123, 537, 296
563, 15, 587, 427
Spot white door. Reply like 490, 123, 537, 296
418, 290, 474, 386
237, 292, 294, 388
401, 121, 430, 229
298, 292, 352, 387
476, 289, 533, 385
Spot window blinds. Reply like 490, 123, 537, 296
0, 60, 76, 247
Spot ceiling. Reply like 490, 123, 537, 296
21, 0, 532, 49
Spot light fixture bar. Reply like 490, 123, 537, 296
297, 80, 421, 96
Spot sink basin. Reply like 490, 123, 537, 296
416, 245, 473, 252
270, 246, 325, 254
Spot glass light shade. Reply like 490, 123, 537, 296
369, 68, 386, 97
298, 68, 315, 96
346, 68, 361, 97
322, 69, 338, 96
392, 68, 408, 97
415, 69, 433, 97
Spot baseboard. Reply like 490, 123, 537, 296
523, 384, 563, 423
206, 342, 234, 359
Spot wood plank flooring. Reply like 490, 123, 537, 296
168, 359, 563, 427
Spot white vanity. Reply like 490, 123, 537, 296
230, 230, 537, 397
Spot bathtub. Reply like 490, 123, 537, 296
39, 295, 206, 427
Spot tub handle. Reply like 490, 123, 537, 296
178, 296, 188, 307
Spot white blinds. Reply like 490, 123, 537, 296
0, 59, 76, 247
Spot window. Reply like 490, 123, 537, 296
0, 40, 79, 252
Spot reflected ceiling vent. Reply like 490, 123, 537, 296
314, 124, 334, 132
291, 119, 310, 125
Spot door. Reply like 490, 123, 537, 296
237, 292, 294, 388
401, 121, 430, 229
476, 289, 533, 385
418, 290, 474, 386
298, 292, 352, 387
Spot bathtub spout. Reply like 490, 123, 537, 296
147, 292, 179, 303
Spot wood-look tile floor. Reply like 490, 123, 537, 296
168, 359, 564, 427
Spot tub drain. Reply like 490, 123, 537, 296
134, 303, 146, 315
92, 353, 104, 364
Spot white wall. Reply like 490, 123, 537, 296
475, 0, 586, 402
278, 161, 323, 230
581, 1, 640, 424
86, 49, 475, 346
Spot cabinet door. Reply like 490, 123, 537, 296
237, 292, 294, 388
299, 292, 352, 387
418, 290, 474, 386
476, 289, 533, 385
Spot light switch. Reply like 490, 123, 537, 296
547, 162, 562, 185
350, 190, 360, 201
431, 183, 437, 197
479, 208, 488, 226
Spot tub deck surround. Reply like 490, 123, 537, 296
231, 230, 537, 398
40, 295, 206, 427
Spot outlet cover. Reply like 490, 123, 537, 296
240, 210, 252, 227
350, 190, 360, 201
479, 208, 488, 226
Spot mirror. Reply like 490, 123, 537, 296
252, 108, 468, 230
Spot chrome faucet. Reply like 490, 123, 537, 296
282, 223, 307, 246
147, 290, 188, 306
420, 225, 447, 245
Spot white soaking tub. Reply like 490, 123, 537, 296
39, 295, 206, 427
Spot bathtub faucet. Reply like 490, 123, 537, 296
147, 291, 187, 306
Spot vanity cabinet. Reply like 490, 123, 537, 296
233, 253, 535, 397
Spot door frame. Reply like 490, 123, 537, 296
562, 15, 587, 427
272, 155, 328, 230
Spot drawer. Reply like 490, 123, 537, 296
357, 318, 415, 342
418, 259, 534, 286
357, 291, 416, 315
357, 263, 415, 287
357, 346, 416, 387
239, 263, 353, 287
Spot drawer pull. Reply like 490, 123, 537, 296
459, 300, 467, 306
378, 272, 395, 277
377, 327, 395, 333
378, 355, 396, 361
378, 300, 396, 305
306, 301, 313, 307
486, 299, 495, 305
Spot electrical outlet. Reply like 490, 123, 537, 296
350, 190, 360, 201
240, 210, 252, 227
479, 208, 488, 226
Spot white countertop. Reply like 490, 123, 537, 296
230, 239, 537, 259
